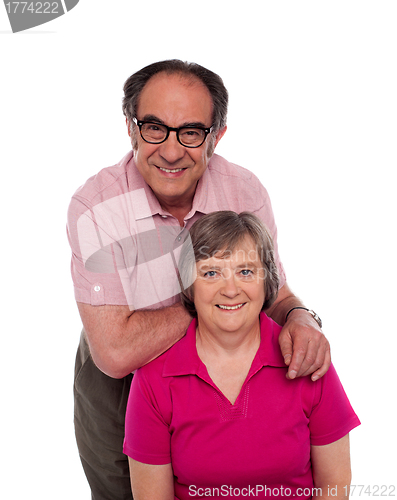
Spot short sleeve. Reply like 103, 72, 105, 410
67, 185, 186, 310
123, 368, 172, 465
67, 195, 131, 306
309, 364, 361, 446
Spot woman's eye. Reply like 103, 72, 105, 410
240, 269, 253, 276
204, 270, 217, 278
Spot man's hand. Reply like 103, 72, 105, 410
278, 308, 331, 381
265, 283, 331, 381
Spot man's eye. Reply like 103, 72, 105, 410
240, 269, 253, 276
181, 129, 202, 137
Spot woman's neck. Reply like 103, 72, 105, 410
195, 320, 261, 405
196, 320, 261, 359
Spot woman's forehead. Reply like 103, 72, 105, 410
197, 236, 261, 265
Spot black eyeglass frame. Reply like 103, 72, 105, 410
132, 117, 213, 148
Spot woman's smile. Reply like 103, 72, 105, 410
193, 236, 265, 338
215, 303, 246, 311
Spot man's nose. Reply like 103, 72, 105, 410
158, 131, 186, 163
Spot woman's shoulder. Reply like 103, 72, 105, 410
136, 318, 197, 381
258, 312, 285, 365
260, 311, 282, 334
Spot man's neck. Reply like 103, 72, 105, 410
156, 189, 197, 227
165, 207, 190, 227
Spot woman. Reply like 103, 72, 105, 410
123, 211, 360, 499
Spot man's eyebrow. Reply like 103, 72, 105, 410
181, 121, 208, 128
141, 115, 208, 129
141, 114, 165, 124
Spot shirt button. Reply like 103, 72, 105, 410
177, 236, 181, 241
94, 285, 101, 292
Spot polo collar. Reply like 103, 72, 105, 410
187, 162, 220, 216
123, 153, 165, 220
162, 312, 285, 379
124, 151, 221, 222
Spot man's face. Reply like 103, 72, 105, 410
128, 72, 226, 212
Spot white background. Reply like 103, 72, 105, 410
1, 1, 396, 498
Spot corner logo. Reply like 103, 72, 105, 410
3, 0, 79, 32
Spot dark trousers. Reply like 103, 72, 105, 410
74, 331, 133, 500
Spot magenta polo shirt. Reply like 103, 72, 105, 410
67, 151, 286, 311
124, 313, 360, 500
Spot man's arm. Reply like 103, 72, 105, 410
265, 282, 331, 380
77, 301, 192, 378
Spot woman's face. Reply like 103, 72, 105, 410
193, 236, 266, 336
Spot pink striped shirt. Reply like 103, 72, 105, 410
67, 150, 286, 310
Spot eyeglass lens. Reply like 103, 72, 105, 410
141, 123, 206, 147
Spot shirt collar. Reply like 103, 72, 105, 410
124, 151, 222, 222
123, 152, 165, 220
162, 312, 285, 378
187, 162, 218, 216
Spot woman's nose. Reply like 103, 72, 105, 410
221, 271, 240, 297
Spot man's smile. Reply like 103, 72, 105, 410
158, 166, 186, 174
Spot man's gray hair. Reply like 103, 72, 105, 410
122, 59, 228, 133
179, 211, 280, 317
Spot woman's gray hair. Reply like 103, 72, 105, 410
179, 211, 279, 317
122, 59, 228, 133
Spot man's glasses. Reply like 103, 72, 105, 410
133, 118, 213, 148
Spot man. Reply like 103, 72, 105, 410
67, 60, 330, 500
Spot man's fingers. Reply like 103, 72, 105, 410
294, 338, 322, 378
286, 343, 309, 379
278, 319, 331, 380
311, 346, 331, 381
278, 329, 304, 374
279, 326, 313, 379
283, 339, 308, 379
292, 338, 331, 380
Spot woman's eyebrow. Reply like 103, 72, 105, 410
235, 263, 258, 269
197, 264, 222, 272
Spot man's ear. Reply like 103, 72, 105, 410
126, 117, 131, 137
214, 126, 227, 148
